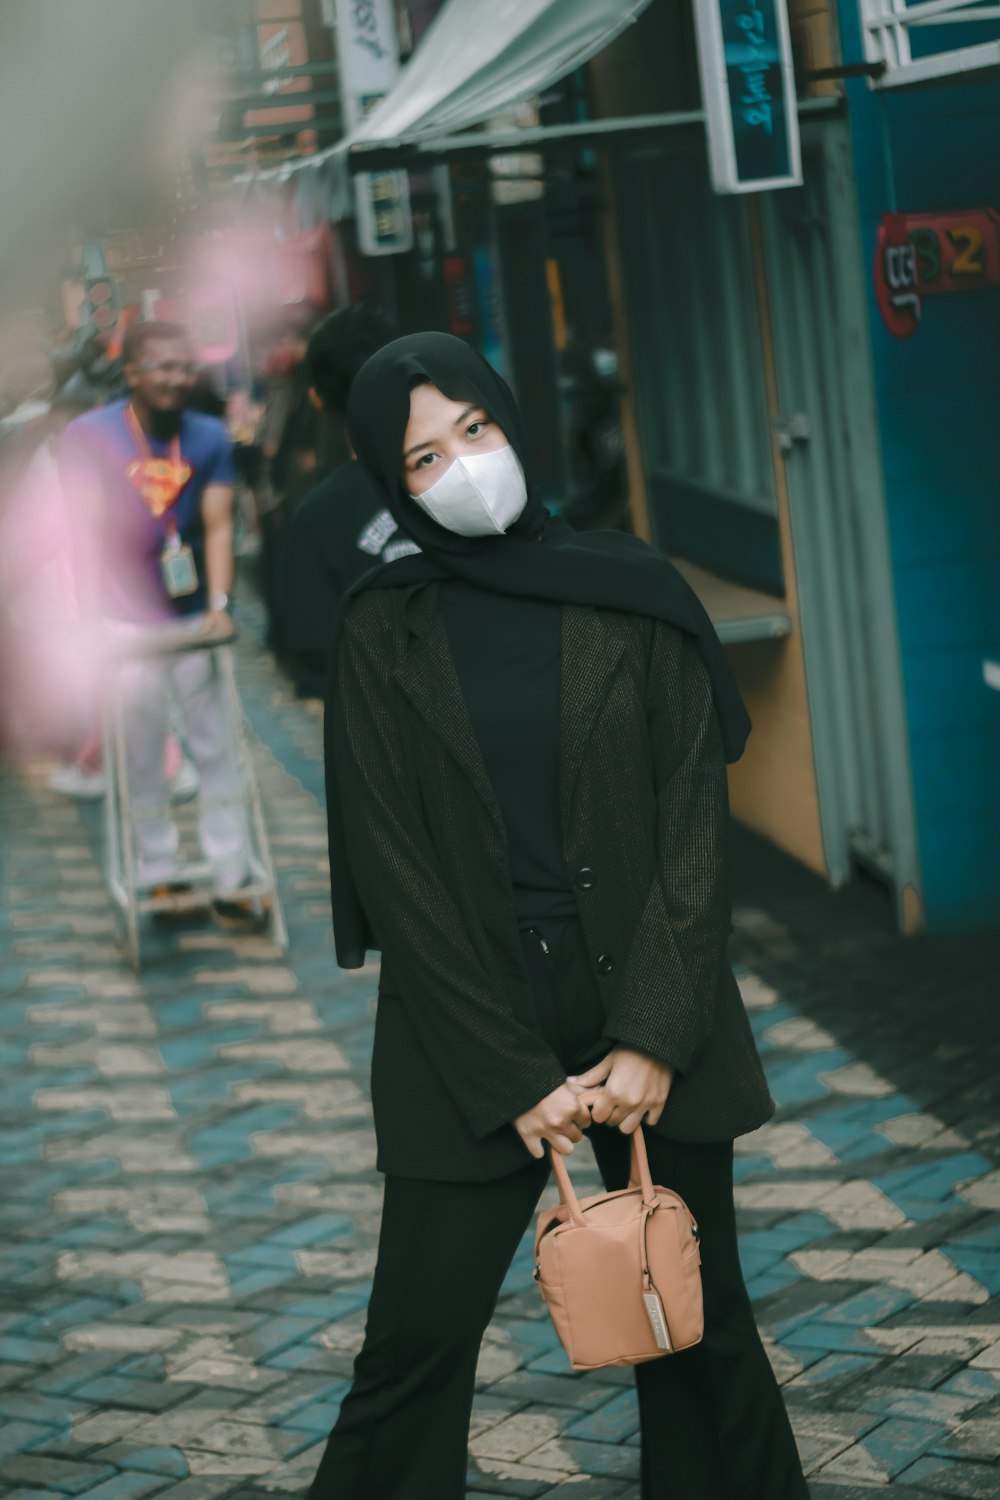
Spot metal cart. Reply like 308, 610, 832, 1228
101, 620, 287, 971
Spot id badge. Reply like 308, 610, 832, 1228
161, 543, 199, 598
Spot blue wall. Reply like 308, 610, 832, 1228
836, 8, 1000, 931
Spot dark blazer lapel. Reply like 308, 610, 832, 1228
559, 604, 626, 834
393, 584, 507, 839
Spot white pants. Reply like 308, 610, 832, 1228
111, 617, 250, 896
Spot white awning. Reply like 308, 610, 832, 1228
249, 0, 652, 185
352, 0, 652, 144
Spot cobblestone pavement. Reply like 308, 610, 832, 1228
2, 596, 998, 1499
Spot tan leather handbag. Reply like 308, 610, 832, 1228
533, 1128, 704, 1371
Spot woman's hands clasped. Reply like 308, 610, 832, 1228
513, 1047, 675, 1158
571, 1046, 675, 1136
514, 1083, 592, 1160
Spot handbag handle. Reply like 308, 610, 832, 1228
548, 1127, 658, 1227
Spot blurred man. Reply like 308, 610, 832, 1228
59, 320, 258, 927
251, 307, 323, 653
280, 305, 419, 698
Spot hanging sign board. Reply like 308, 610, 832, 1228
693, 0, 802, 194
875, 207, 1000, 339
334, 0, 413, 256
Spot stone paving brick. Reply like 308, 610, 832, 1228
469, 1410, 567, 1463
786, 1350, 885, 1395
844, 1382, 975, 1425
34, 1352, 138, 1397
819, 1284, 919, 1326
0, 1333, 62, 1364
467, 1457, 574, 1497
2, 1491, 70, 1500
67, 1374, 194, 1411
486, 1370, 616, 1414
0, 1455, 120, 1493
896, 1456, 1000, 1496
93, 1443, 191, 1478
563, 1390, 640, 1444
532, 1482, 632, 1499
527, 1435, 640, 1479
126, 1485, 237, 1500
810, 1489, 931, 1500
929, 1415, 1000, 1460
813, 1414, 967, 1483
937, 1366, 1000, 1404
0, 1418, 59, 1456
67, 1475, 169, 1500
845, 1352, 973, 1394
787, 1408, 883, 1473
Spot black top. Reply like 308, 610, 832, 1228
438, 581, 576, 925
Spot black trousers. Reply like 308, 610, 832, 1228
307, 921, 809, 1498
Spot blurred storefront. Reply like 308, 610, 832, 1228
588, 3, 929, 939
592, 0, 998, 936
834, 0, 1000, 934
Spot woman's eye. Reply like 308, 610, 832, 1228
415, 452, 437, 468
467, 419, 489, 437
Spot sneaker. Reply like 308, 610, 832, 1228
211, 882, 267, 933
169, 756, 200, 804
49, 762, 107, 799
149, 882, 202, 926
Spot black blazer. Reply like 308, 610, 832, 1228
330, 582, 775, 1181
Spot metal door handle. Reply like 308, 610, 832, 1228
773, 412, 811, 452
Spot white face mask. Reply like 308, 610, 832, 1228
408, 444, 527, 537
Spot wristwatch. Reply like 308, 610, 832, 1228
210, 591, 231, 613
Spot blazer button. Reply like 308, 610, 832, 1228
596, 953, 615, 975
576, 866, 595, 889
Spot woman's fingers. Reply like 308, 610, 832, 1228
546, 1132, 578, 1157
589, 1092, 667, 1131
568, 1053, 616, 1089
588, 1092, 616, 1126
515, 1129, 546, 1159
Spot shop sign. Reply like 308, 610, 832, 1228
334, 0, 413, 256
875, 207, 1000, 339
694, 0, 802, 193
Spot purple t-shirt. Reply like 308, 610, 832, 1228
60, 399, 235, 622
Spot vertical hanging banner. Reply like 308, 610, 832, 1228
693, 0, 802, 194
334, 0, 413, 256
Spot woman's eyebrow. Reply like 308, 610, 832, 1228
402, 405, 482, 461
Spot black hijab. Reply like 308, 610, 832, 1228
343, 332, 750, 759
324, 333, 751, 966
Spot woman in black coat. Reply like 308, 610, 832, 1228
308, 334, 809, 1499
